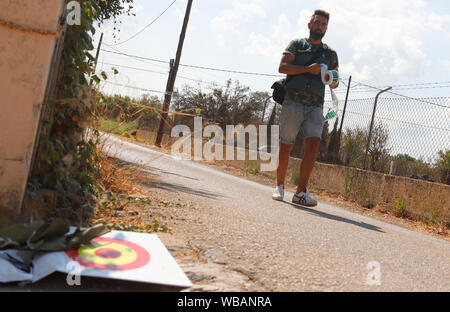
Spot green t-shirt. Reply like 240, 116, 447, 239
284, 39, 339, 107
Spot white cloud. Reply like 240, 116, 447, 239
241, 0, 450, 83
174, 2, 201, 22
211, 0, 267, 36
244, 14, 294, 63
444, 60, 450, 72
425, 12, 450, 32
173, 8, 184, 22
216, 34, 228, 50
314, 0, 450, 82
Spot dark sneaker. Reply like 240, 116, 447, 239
292, 189, 318, 207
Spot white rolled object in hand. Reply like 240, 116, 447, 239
320, 64, 339, 86
320, 64, 340, 121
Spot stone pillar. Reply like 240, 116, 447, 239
0, 0, 65, 212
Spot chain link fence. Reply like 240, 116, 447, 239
97, 70, 450, 184
324, 89, 450, 182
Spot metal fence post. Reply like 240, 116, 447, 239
363, 87, 392, 170
336, 76, 352, 162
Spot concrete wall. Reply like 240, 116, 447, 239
297, 160, 449, 224
0, 0, 65, 212
137, 129, 450, 224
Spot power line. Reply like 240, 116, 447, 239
334, 84, 450, 94
102, 48, 169, 64
100, 49, 449, 108
106, 0, 177, 47
322, 105, 450, 132
381, 81, 450, 88
101, 49, 284, 78
339, 74, 450, 90
178, 63, 283, 77
101, 48, 450, 91
102, 49, 450, 95
345, 78, 450, 109
101, 44, 171, 73
101, 80, 170, 94
103, 44, 229, 81
102, 62, 229, 88
176, 75, 229, 88
101, 44, 232, 87
101, 62, 168, 75
391, 85, 450, 91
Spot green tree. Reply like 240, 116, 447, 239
340, 122, 391, 172
367, 123, 390, 172
341, 126, 366, 168
327, 117, 340, 163
436, 150, 450, 185
93, 0, 135, 26
319, 121, 330, 161
172, 80, 268, 128
390, 154, 435, 179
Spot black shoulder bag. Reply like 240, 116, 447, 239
271, 44, 325, 105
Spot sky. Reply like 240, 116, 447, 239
93, 0, 450, 160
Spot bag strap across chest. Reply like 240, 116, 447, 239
296, 39, 326, 66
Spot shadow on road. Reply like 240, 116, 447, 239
110, 157, 200, 182
287, 203, 385, 233
141, 181, 227, 200
108, 156, 226, 200
148, 167, 200, 182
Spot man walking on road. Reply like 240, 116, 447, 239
272, 9, 339, 206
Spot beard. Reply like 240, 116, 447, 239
310, 29, 325, 40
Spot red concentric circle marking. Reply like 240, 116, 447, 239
66, 237, 150, 271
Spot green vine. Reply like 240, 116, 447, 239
27, 0, 134, 223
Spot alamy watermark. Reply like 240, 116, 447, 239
171, 117, 280, 172
66, 261, 82, 286
66, 1, 81, 26
366, 261, 381, 286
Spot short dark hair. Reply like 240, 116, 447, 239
310, 9, 330, 23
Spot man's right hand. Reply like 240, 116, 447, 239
308, 63, 322, 75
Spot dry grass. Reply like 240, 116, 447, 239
315, 190, 449, 240
96, 154, 143, 196
91, 149, 171, 234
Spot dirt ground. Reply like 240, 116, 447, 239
91, 157, 265, 291
89, 135, 448, 291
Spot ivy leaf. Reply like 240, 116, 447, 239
91, 75, 100, 84
101, 71, 108, 80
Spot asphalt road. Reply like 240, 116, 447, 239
102, 134, 450, 292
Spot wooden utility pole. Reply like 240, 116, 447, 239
155, 0, 193, 147
261, 96, 272, 124
90, 32, 103, 85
